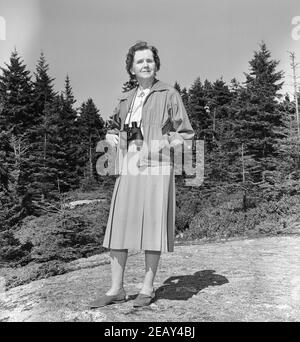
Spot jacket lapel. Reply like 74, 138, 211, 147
117, 80, 170, 124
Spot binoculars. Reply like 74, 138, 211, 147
120, 121, 144, 150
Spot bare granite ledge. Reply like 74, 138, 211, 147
1, 235, 300, 322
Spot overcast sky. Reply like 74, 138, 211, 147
0, 0, 300, 119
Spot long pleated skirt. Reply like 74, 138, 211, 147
102, 144, 175, 252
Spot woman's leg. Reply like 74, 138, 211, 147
140, 250, 161, 295
106, 249, 128, 295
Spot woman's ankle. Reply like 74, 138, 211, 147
106, 286, 125, 296
139, 286, 154, 295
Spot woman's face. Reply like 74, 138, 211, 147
130, 49, 156, 81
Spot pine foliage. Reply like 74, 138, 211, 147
1, 43, 300, 268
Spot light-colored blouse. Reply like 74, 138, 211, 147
124, 87, 150, 135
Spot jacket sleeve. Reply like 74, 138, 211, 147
107, 101, 121, 135
165, 90, 194, 145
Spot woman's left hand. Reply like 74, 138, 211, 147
158, 137, 170, 152
169, 138, 182, 148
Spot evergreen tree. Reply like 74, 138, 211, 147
187, 77, 208, 140
203, 78, 232, 147
233, 42, 285, 180
77, 98, 105, 182
181, 87, 189, 109
174, 81, 181, 93
0, 50, 36, 223
25, 53, 60, 206
0, 50, 34, 135
210, 78, 232, 109
201, 79, 235, 188
203, 79, 213, 100
229, 78, 241, 98
32, 52, 56, 121
57, 75, 81, 191
28, 98, 63, 208
245, 42, 284, 99
267, 98, 300, 198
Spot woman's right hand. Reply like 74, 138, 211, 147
105, 133, 119, 148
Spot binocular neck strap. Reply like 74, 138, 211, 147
126, 88, 145, 128
126, 88, 138, 126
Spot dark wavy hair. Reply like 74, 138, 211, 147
125, 41, 160, 78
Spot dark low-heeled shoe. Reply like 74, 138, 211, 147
133, 291, 156, 308
89, 289, 126, 309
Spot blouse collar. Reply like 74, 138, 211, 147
118, 79, 170, 101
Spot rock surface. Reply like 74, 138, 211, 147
63, 199, 106, 209
1, 235, 300, 322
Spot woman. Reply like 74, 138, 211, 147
89, 41, 194, 309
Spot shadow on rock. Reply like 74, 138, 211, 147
155, 270, 229, 301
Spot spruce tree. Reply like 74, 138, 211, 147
77, 98, 105, 182
188, 77, 208, 140
174, 81, 181, 93
33, 52, 55, 117
234, 42, 285, 181
269, 97, 300, 198
203, 78, 232, 147
57, 75, 81, 191
181, 87, 189, 109
201, 79, 234, 188
26, 53, 60, 206
0, 50, 36, 223
0, 50, 34, 135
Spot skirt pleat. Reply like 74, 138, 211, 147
103, 146, 174, 252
